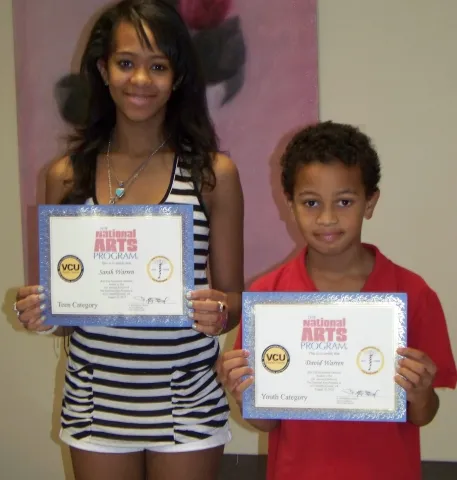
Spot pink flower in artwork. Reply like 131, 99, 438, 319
179, 0, 232, 30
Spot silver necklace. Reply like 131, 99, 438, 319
107, 136, 168, 204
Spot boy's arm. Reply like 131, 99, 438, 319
396, 347, 440, 427
217, 347, 280, 433
220, 284, 280, 433
396, 287, 456, 427
406, 385, 439, 427
219, 269, 290, 434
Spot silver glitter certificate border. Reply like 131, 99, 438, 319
38, 204, 195, 327
242, 292, 408, 422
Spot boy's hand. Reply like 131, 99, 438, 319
395, 347, 437, 405
216, 350, 254, 407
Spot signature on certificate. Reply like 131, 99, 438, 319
131, 296, 172, 305
341, 388, 380, 398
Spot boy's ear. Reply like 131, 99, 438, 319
364, 189, 380, 219
286, 197, 297, 223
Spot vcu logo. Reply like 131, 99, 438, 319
261, 345, 290, 374
57, 255, 84, 282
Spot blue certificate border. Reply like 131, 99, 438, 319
38, 204, 195, 327
242, 292, 408, 422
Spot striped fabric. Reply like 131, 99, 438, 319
60, 155, 229, 447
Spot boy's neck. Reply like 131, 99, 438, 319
306, 243, 373, 278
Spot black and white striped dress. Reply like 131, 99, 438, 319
60, 155, 230, 448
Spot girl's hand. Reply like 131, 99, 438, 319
13, 285, 51, 333
187, 289, 229, 337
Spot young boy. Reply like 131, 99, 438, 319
218, 121, 457, 479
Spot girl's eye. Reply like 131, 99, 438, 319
304, 200, 319, 208
118, 60, 133, 69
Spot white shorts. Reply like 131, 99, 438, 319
60, 423, 232, 454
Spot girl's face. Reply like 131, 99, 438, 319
98, 21, 175, 124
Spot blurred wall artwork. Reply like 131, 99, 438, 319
13, 0, 318, 282
170, 0, 247, 106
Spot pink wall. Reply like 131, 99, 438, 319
13, 0, 318, 284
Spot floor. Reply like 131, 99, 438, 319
218, 455, 457, 479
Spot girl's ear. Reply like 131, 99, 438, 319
97, 59, 109, 86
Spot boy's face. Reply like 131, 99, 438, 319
288, 161, 379, 256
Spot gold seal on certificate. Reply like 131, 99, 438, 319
147, 256, 173, 282
57, 255, 84, 283
261, 345, 290, 374
357, 347, 384, 375
241, 292, 408, 423
38, 204, 195, 328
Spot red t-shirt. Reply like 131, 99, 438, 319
234, 244, 457, 480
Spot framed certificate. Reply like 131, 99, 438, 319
38, 204, 195, 327
242, 292, 408, 422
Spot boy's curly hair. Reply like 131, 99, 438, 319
281, 121, 381, 198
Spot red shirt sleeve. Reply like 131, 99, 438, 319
415, 287, 457, 389
233, 321, 242, 350
232, 275, 273, 350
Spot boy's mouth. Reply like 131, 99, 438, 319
313, 231, 344, 243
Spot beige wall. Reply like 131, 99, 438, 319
1, 0, 456, 478
317, 0, 457, 461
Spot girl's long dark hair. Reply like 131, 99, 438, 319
57, 0, 218, 204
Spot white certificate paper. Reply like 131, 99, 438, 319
242, 292, 407, 422
38, 204, 195, 327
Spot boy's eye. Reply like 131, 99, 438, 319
338, 199, 352, 207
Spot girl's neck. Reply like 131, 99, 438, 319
111, 112, 168, 159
